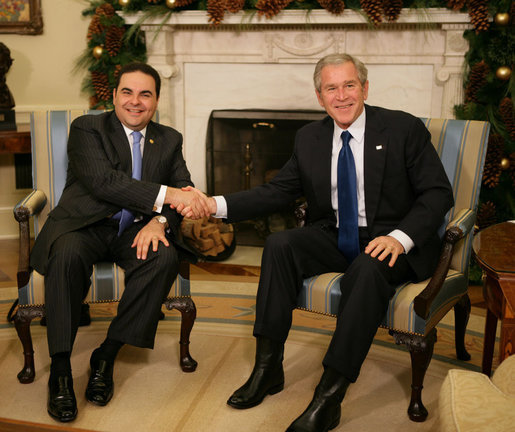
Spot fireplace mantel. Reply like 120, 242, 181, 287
122, 9, 471, 190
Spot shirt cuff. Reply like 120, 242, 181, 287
154, 185, 167, 213
213, 195, 228, 218
388, 229, 415, 254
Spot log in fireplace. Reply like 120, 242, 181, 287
206, 109, 326, 245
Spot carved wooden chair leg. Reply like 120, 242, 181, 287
14, 306, 45, 384
454, 293, 472, 361
392, 328, 436, 422
165, 296, 198, 373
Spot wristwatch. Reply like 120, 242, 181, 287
154, 215, 168, 229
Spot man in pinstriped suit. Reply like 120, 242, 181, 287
30, 63, 210, 422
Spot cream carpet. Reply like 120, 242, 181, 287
0, 247, 490, 432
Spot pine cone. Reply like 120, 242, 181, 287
447, 0, 466, 10
207, 0, 226, 25
482, 133, 504, 188
226, 0, 245, 13
87, 15, 104, 40
468, 0, 490, 33
105, 25, 125, 57
114, 64, 122, 80
256, 0, 293, 19
382, 0, 402, 22
499, 97, 515, 141
476, 201, 497, 230
361, 0, 382, 26
465, 60, 489, 103
91, 71, 111, 102
95, 3, 116, 18
317, 0, 345, 15
175, 0, 196, 6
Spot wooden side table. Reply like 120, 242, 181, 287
0, 130, 31, 154
473, 221, 515, 376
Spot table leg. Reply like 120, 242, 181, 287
482, 307, 498, 376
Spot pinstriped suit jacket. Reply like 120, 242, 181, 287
225, 105, 454, 281
30, 111, 194, 275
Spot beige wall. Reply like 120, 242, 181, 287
1, 0, 90, 238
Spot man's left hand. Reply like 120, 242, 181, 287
132, 218, 169, 260
364, 236, 404, 267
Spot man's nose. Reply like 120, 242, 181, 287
335, 88, 347, 100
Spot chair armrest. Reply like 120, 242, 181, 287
413, 209, 474, 319
13, 190, 47, 288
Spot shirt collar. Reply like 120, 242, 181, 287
122, 124, 147, 143
332, 108, 366, 143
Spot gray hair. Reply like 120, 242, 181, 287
313, 54, 368, 92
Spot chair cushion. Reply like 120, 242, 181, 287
18, 262, 190, 306
297, 269, 467, 335
438, 366, 515, 432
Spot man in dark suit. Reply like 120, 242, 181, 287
189, 53, 453, 431
30, 62, 209, 422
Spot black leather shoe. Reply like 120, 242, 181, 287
227, 336, 284, 409
286, 368, 350, 432
47, 375, 77, 422
85, 359, 114, 406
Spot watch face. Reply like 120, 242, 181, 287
157, 216, 167, 224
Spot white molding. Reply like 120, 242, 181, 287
122, 8, 471, 26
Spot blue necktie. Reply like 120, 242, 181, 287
337, 130, 360, 262
116, 130, 143, 236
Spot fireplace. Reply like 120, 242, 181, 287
206, 109, 325, 245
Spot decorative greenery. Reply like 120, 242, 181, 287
77, 0, 514, 283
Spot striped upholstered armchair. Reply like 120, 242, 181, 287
12, 110, 197, 384
296, 118, 490, 422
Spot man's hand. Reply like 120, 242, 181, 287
132, 218, 169, 260
364, 235, 404, 267
164, 186, 211, 219
180, 186, 218, 215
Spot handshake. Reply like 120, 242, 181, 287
165, 186, 217, 219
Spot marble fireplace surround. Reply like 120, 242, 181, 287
123, 9, 471, 190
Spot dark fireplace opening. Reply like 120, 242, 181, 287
206, 109, 326, 246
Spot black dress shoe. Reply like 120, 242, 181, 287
47, 375, 77, 422
85, 359, 114, 406
286, 368, 350, 432
227, 336, 284, 409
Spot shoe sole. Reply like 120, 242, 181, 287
227, 381, 284, 409
47, 408, 77, 423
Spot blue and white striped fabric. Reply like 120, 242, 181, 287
297, 119, 490, 336
18, 110, 186, 307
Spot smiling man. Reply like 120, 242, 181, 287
30, 62, 210, 422
192, 53, 454, 431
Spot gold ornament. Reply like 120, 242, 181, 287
166, 0, 176, 8
494, 13, 510, 26
118, 0, 131, 6
500, 158, 510, 170
496, 66, 512, 81
92, 45, 104, 59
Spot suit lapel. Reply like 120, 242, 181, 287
363, 105, 387, 228
312, 117, 334, 213
142, 121, 160, 181
108, 112, 132, 175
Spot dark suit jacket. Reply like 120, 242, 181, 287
224, 105, 454, 281
31, 111, 194, 274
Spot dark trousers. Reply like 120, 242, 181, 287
253, 225, 414, 382
44, 219, 179, 356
